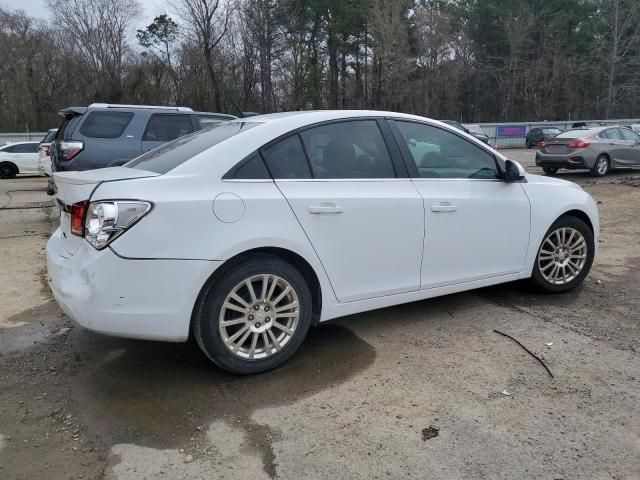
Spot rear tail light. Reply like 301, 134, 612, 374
59, 140, 84, 161
39, 144, 51, 156
539, 140, 546, 148
568, 139, 590, 149
70, 201, 88, 236
84, 201, 152, 249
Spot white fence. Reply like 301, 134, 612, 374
2, 117, 640, 149
0, 132, 47, 145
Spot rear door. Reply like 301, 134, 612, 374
600, 128, 626, 165
141, 113, 196, 153
618, 128, 640, 166
264, 119, 424, 303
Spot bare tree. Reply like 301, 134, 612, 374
177, 0, 232, 111
47, 0, 141, 101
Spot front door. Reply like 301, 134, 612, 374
262, 120, 424, 303
390, 119, 531, 289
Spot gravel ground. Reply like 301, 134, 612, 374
1, 153, 639, 479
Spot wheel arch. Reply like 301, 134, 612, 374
559, 209, 594, 234
190, 247, 324, 337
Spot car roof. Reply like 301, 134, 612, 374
228, 110, 446, 128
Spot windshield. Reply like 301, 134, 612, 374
126, 121, 261, 174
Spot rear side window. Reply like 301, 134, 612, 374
143, 114, 194, 142
126, 121, 260, 174
79, 111, 134, 138
3, 143, 37, 153
262, 135, 311, 179
300, 120, 396, 178
604, 128, 622, 140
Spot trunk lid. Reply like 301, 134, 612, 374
540, 137, 574, 154
53, 167, 159, 256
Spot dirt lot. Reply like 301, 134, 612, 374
1, 151, 639, 479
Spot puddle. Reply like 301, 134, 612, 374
0, 301, 65, 353
71, 324, 375, 452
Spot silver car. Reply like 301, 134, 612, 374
535, 126, 640, 176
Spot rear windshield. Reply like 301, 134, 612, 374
126, 121, 261, 174
41, 130, 57, 143
555, 129, 595, 138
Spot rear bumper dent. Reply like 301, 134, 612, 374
46, 228, 222, 341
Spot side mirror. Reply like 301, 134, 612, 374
504, 159, 525, 182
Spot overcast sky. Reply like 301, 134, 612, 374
2, 0, 166, 25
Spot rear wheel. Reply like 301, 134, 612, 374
530, 216, 594, 293
193, 254, 312, 374
0, 162, 18, 179
526, 140, 532, 149
590, 155, 609, 177
543, 167, 558, 175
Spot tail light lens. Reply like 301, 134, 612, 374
59, 140, 84, 161
568, 140, 590, 149
70, 201, 88, 236
39, 144, 52, 156
539, 140, 546, 148
84, 201, 152, 249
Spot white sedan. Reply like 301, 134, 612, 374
46, 111, 598, 374
0, 141, 40, 178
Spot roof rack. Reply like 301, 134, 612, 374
88, 103, 193, 112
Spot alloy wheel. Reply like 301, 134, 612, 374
537, 227, 587, 285
596, 157, 609, 175
218, 274, 300, 360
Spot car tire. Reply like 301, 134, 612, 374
0, 162, 18, 179
530, 215, 594, 293
526, 140, 532, 149
543, 167, 558, 175
590, 155, 609, 177
193, 254, 312, 374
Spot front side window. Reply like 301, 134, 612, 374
79, 111, 134, 138
143, 114, 194, 142
300, 120, 396, 179
393, 120, 499, 179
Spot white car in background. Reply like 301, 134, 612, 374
38, 128, 58, 177
0, 141, 40, 178
47, 110, 599, 374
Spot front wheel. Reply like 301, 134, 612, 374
590, 155, 609, 177
543, 167, 558, 175
530, 216, 594, 293
193, 254, 312, 374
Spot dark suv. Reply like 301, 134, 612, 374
51, 104, 235, 174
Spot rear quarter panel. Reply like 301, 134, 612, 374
93, 174, 338, 305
